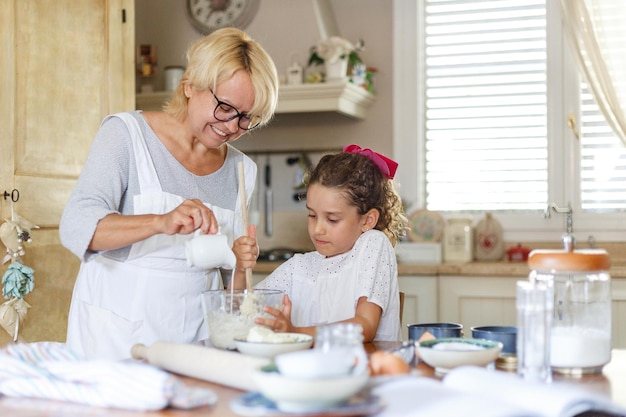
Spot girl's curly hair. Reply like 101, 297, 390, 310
306, 151, 407, 246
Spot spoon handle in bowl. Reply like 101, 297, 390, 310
238, 161, 253, 291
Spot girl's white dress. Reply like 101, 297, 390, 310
255, 230, 401, 341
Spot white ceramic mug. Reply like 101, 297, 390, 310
185, 233, 236, 269
275, 348, 361, 379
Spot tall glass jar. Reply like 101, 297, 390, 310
528, 249, 612, 374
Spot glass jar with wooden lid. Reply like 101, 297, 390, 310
528, 248, 611, 375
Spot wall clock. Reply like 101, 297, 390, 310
186, 0, 260, 34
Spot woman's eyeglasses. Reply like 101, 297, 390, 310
210, 90, 261, 131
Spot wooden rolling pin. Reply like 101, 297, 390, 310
131, 341, 270, 392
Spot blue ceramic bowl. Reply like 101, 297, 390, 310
408, 322, 463, 340
471, 326, 517, 354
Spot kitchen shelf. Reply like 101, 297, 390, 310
135, 82, 375, 119
275, 82, 375, 119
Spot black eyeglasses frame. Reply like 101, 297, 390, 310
209, 90, 260, 131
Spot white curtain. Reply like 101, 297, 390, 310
560, 0, 626, 146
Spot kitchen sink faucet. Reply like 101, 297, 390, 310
544, 202, 574, 251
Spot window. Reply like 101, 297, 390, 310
393, 0, 626, 242
580, 83, 626, 212
423, 0, 548, 212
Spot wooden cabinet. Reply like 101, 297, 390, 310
0, 0, 135, 344
438, 275, 626, 349
438, 275, 519, 335
1, 0, 135, 227
398, 275, 437, 340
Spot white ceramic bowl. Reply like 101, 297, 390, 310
417, 337, 503, 374
234, 333, 313, 358
252, 367, 369, 413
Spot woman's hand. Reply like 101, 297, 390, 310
161, 199, 219, 235
89, 199, 219, 251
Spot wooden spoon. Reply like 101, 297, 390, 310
238, 161, 253, 292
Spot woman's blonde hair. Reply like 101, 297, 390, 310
165, 28, 279, 126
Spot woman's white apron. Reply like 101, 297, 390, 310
66, 113, 254, 360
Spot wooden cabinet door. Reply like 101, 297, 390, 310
398, 275, 438, 340
1, 0, 135, 225
0, 0, 134, 344
438, 275, 519, 333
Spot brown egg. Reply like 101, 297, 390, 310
415, 331, 436, 359
368, 351, 411, 376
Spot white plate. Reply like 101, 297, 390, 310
417, 337, 502, 374
234, 333, 313, 358
252, 367, 369, 413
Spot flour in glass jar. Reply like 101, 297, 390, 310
550, 327, 611, 368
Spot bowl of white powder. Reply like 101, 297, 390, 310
417, 337, 502, 374
201, 289, 284, 350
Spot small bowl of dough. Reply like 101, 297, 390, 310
202, 289, 284, 350
252, 365, 369, 413
234, 326, 313, 358
417, 337, 503, 374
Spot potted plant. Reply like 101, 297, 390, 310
308, 36, 364, 82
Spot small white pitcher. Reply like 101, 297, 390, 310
185, 233, 236, 270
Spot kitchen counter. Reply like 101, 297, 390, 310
254, 260, 626, 278
1, 344, 625, 416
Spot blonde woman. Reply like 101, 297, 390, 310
60, 28, 279, 360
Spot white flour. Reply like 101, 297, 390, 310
207, 311, 255, 350
247, 326, 299, 343
433, 342, 484, 351
240, 293, 259, 316
550, 327, 611, 368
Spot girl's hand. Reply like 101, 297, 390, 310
161, 199, 219, 235
255, 294, 294, 332
232, 224, 258, 271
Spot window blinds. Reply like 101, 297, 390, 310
423, 0, 548, 211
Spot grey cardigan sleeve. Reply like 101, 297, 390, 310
59, 115, 133, 262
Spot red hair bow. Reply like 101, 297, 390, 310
343, 144, 398, 179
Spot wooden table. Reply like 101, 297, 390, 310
1, 343, 625, 416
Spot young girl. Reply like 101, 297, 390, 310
251, 144, 406, 342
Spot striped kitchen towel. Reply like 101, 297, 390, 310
0, 342, 217, 410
